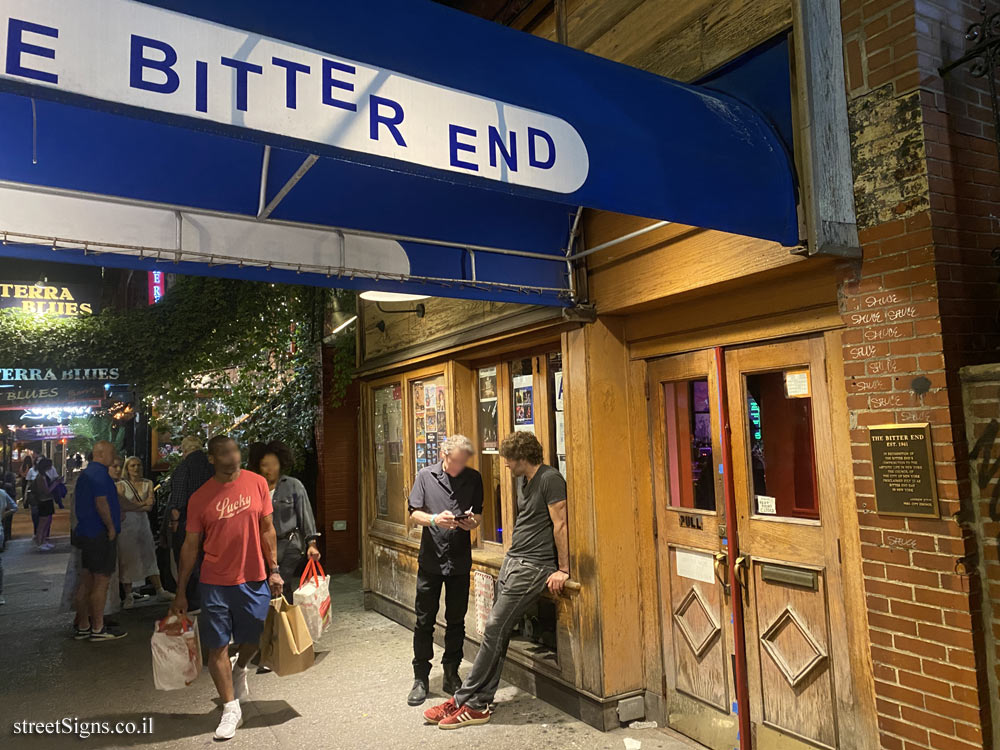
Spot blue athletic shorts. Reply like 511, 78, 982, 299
198, 580, 271, 649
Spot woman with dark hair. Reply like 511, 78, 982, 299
250, 441, 320, 600
246, 442, 268, 472
32, 456, 58, 550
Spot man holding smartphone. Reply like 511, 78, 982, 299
423, 431, 569, 730
406, 434, 483, 706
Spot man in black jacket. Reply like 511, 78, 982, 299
164, 435, 214, 610
406, 434, 483, 706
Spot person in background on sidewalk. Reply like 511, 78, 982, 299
424, 431, 569, 730
165, 436, 214, 613
250, 440, 321, 602
18, 451, 33, 506
43, 459, 67, 509
117, 457, 174, 608
170, 435, 282, 741
73, 440, 127, 641
405, 434, 482, 707
31, 457, 58, 551
2, 472, 16, 550
0, 485, 17, 605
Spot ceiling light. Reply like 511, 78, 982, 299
331, 315, 358, 335
359, 291, 430, 303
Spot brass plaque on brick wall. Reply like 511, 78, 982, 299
868, 423, 939, 518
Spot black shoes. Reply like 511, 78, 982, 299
442, 665, 462, 696
407, 678, 429, 706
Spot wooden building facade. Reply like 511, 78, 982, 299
349, 2, 1000, 749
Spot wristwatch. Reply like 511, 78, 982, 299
270, 566, 280, 575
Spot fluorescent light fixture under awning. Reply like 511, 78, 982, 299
359, 291, 430, 303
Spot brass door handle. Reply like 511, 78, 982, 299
714, 552, 730, 597
734, 555, 750, 600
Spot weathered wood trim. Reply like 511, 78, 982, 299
790, 0, 861, 257
823, 329, 879, 748
359, 303, 564, 370
357, 311, 574, 377
584, 219, 807, 316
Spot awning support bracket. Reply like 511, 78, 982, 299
258, 153, 319, 220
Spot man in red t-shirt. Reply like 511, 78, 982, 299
170, 435, 282, 741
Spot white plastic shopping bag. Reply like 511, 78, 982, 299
294, 559, 331, 642
151, 614, 202, 690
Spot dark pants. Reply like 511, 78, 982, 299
413, 569, 471, 680
280, 549, 307, 603
1, 513, 12, 549
453, 557, 553, 710
171, 528, 201, 609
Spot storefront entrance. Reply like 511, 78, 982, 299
649, 336, 857, 750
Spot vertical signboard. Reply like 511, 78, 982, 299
148, 271, 165, 304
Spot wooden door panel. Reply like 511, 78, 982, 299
669, 546, 727, 710
649, 350, 736, 750
725, 337, 855, 750
751, 562, 836, 749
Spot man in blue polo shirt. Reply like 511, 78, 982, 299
74, 440, 126, 641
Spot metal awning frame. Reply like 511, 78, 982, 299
0, 179, 574, 299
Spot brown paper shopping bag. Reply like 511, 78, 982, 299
259, 597, 314, 676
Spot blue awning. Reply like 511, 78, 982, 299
0, 0, 798, 306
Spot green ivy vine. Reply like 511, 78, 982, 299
1, 276, 356, 468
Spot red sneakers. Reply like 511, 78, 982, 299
422, 698, 457, 725
437, 704, 492, 730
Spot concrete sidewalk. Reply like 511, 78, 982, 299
0, 536, 692, 750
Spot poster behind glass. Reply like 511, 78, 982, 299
414, 376, 447, 474
478, 366, 498, 454
374, 383, 404, 523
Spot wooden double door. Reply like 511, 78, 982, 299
649, 337, 858, 750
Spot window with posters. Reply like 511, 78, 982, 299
511, 358, 535, 434
477, 365, 502, 544
373, 382, 404, 525
412, 375, 447, 475
548, 352, 566, 478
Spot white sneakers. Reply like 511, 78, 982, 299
214, 700, 242, 741
215, 659, 251, 740
232, 661, 250, 703
123, 594, 135, 610
155, 589, 176, 601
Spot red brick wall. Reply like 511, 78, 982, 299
315, 368, 360, 574
841, 0, 998, 747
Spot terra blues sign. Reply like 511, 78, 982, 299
0, 0, 589, 194
1, 281, 99, 316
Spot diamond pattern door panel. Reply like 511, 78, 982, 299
752, 561, 836, 749
760, 607, 828, 687
673, 587, 721, 658
668, 546, 727, 710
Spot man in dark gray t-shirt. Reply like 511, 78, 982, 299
507, 463, 565, 568
424, 431, 569, 730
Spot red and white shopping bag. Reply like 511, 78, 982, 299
151, 614, 202, 690
294, 559, 331, 642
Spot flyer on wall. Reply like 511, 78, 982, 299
513, 374, 534, 432
479, 366, 497, 401
479, 366, 499, 452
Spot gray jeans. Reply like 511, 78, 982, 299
453, 557, 554, 710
